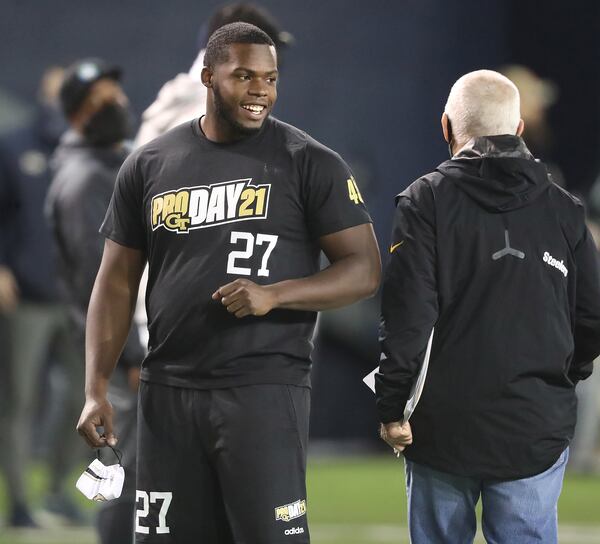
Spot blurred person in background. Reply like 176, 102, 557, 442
0, 66, 87, 527
376, 70, 600, 543
569, 179, 600, 473
500, 65, 564, 186
46, 58, 145, 543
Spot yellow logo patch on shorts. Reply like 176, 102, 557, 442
274, 499, 307, 522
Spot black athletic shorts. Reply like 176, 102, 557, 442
135, 381, 311, 543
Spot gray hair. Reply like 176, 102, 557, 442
445, 70, 521, 144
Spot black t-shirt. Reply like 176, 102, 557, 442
101, 117, 371, 389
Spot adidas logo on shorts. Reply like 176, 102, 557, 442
284, 527, 305, 536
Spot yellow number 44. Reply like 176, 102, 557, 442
347, 176, 364, 204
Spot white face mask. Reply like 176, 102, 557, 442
76, 456, 125, 502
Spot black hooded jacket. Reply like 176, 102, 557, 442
46, 130, 143, 368
375, 135, 600, 479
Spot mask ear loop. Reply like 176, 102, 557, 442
96, 445, 123, 466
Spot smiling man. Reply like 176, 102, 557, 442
76, 23, 380, 544
203, 40, 278, 139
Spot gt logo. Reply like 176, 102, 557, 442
164, 213, 191, 232
284, 527, 305, 535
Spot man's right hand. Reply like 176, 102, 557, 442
380, 420, 413, 453
0, 266, 19, 313
76, 397, 118, 448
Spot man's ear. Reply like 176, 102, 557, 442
201, 66, 213, 89
441, 112, 450, 143
516, 118, 525, 136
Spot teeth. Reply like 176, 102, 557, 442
242, 104, 265, 114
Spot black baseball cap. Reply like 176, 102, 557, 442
59, 58, 122, 116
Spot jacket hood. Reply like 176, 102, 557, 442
134, 52, 206, 148
436, 135, 551, 212
52, 129, 129, 172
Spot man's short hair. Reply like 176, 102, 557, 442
204, 22, 275, 68
445, 70, 521, 144
206, 3, 292, 50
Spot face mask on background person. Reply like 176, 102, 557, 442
83, 102, 131, 147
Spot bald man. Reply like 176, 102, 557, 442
376, 70, 600, 543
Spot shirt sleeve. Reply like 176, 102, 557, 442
100, 152, 146, 251
375, 191, 439, 423
301, 138, 371, 238
570, 223, 600, 382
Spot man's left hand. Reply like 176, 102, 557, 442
212, 279, 277, 318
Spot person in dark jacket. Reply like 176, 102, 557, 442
46, 58, 144, 544
0, 66, 87, 527
375, 69, 600, 544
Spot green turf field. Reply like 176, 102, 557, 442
1, 456, 599, 544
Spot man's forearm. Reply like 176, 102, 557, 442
77, 241, 144, 448
85, 269, 139, 398
214, 224, 381, 318
268, 252, 379, 312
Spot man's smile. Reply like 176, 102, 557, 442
241, 103, 268, 117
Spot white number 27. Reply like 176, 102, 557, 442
135, 490, 172, 534
227, 231, 278, 277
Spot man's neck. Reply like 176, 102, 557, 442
451, 140, 467, 157
200, 114, 246, 144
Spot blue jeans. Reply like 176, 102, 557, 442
405, 448, 569, 544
